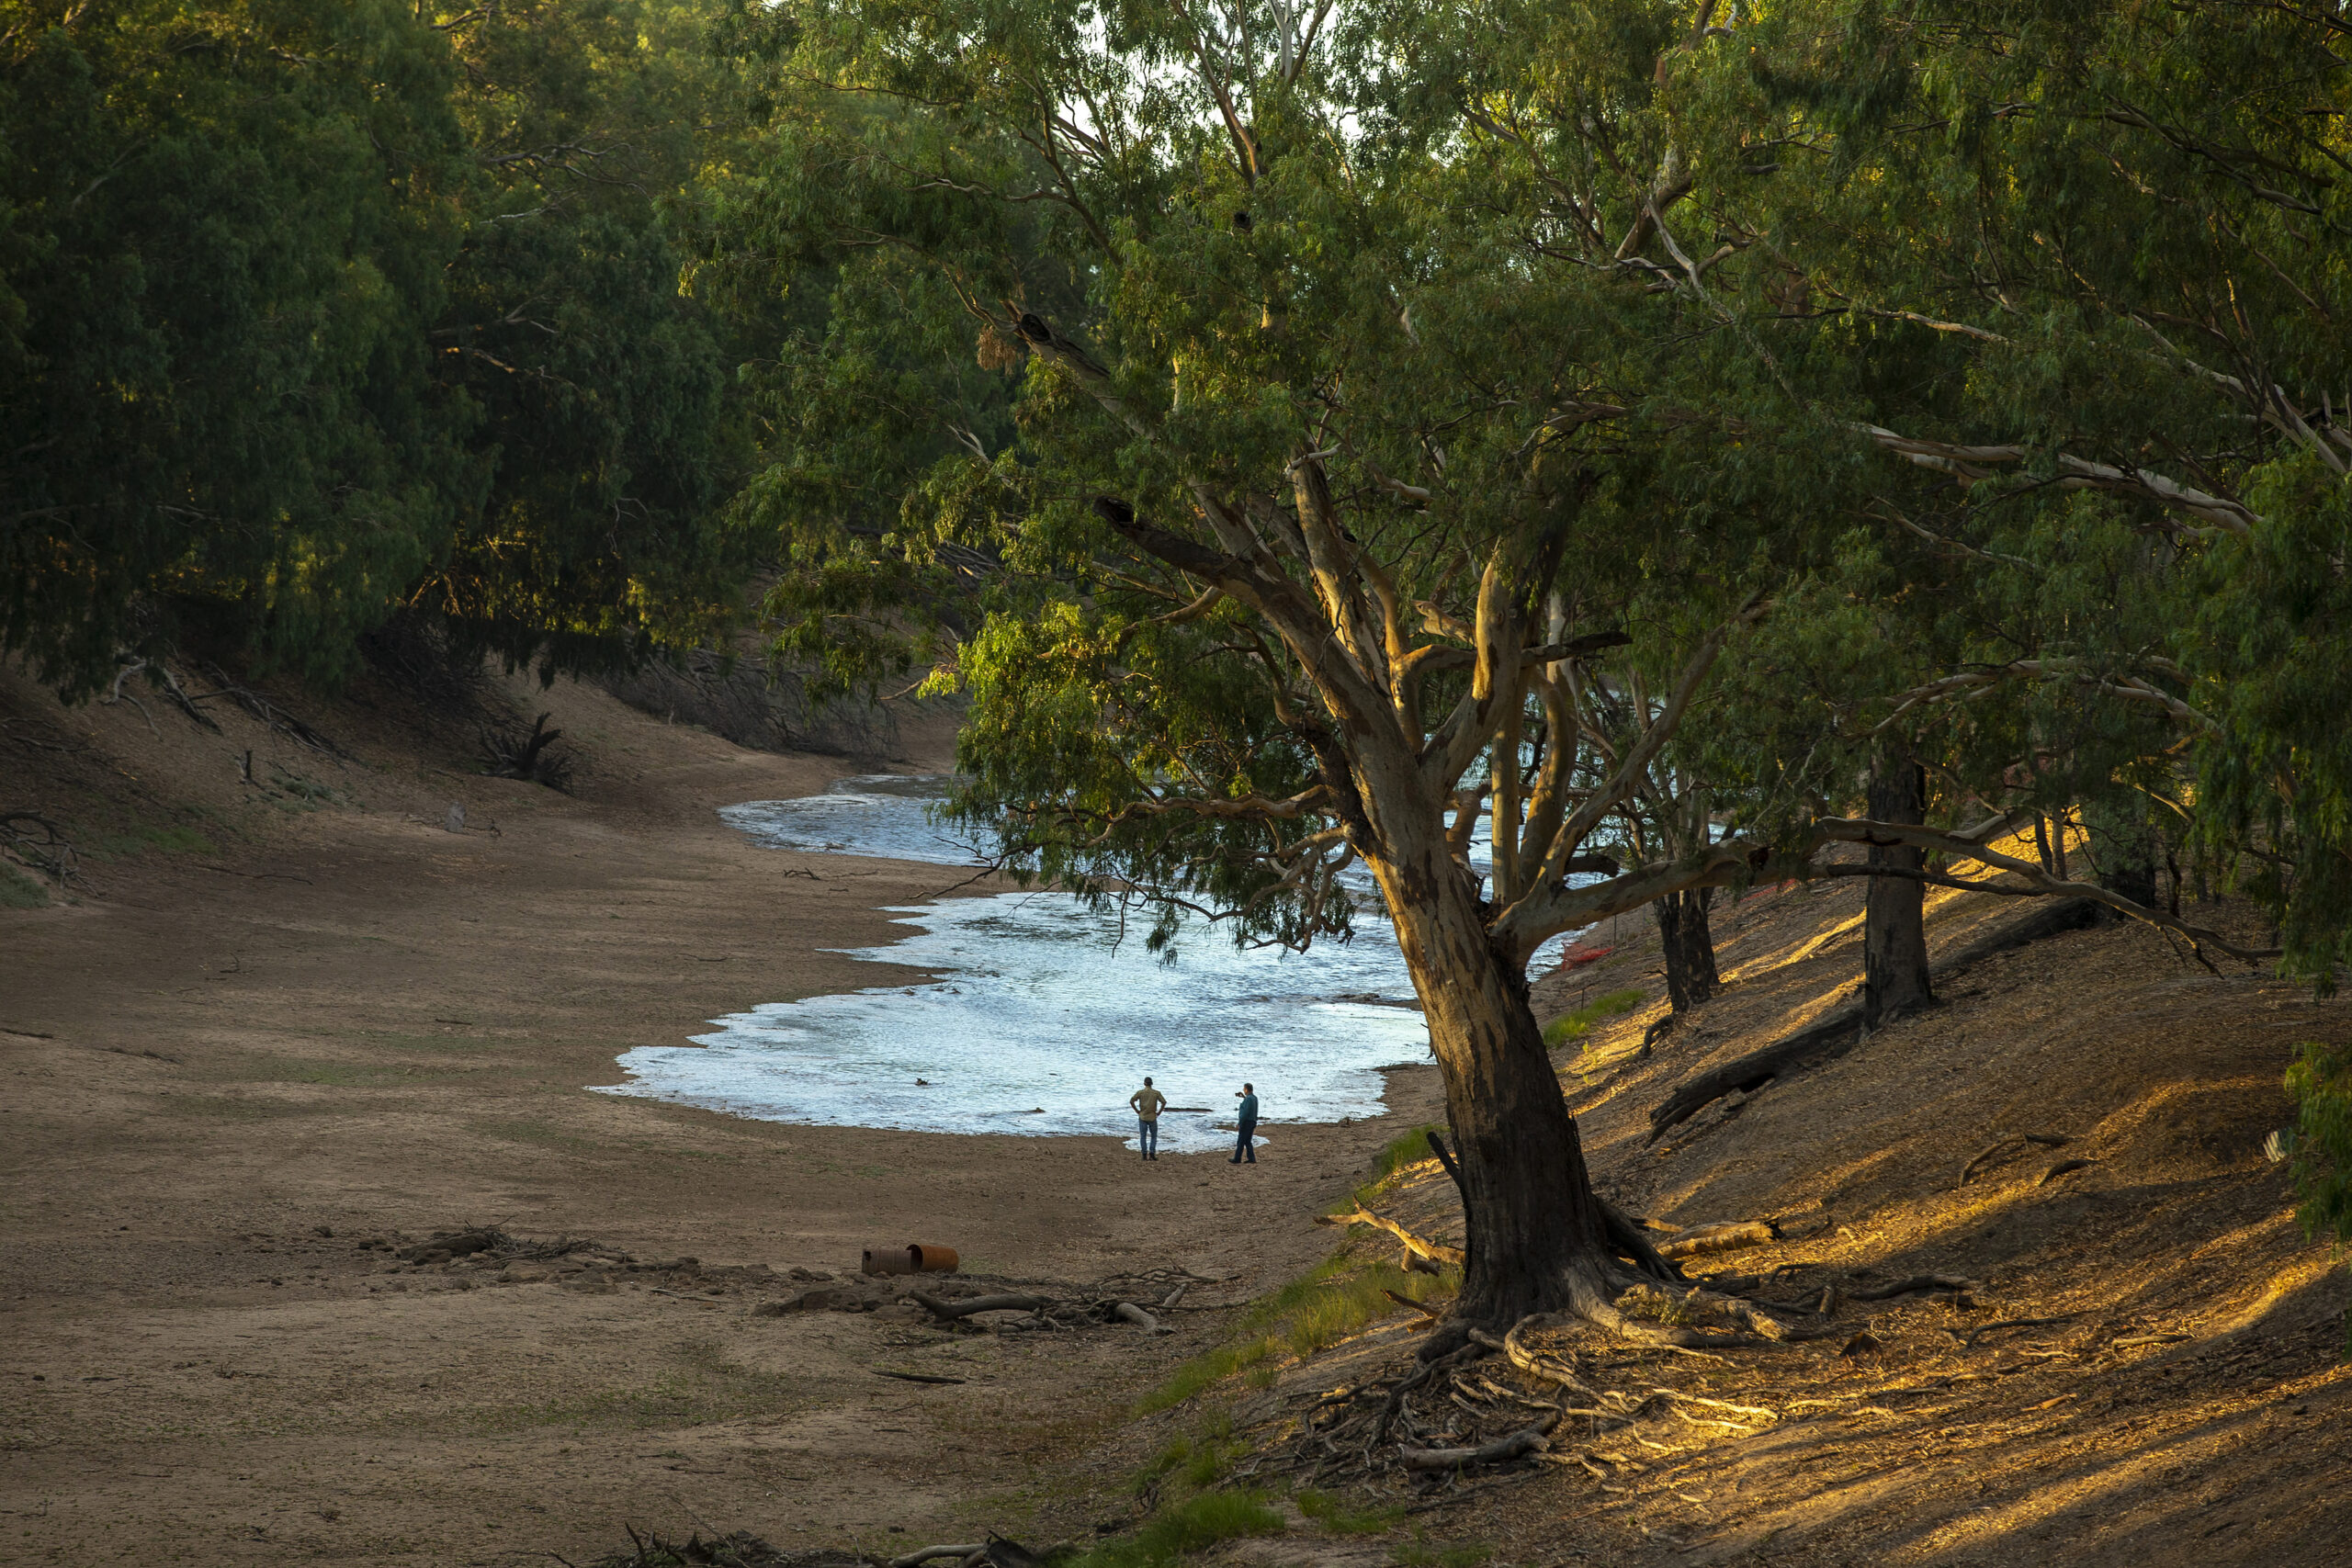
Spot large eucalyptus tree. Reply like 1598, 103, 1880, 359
718, 0, 2332, 1334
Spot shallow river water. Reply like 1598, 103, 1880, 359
602, 776, 1574, 1149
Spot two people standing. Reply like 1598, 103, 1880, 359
1124, 1077, 1261, 1163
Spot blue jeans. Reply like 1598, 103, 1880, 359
1138, 1117, 1159, 1156
1231, 1123, 1256, 1162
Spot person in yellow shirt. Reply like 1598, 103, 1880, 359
1128, 1077, 1168, 1161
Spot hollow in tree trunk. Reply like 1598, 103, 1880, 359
1863, 754, 1934, 1027
1651, 886, 1720, 1013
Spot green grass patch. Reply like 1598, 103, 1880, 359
1133, 1411, 1244, 1498
0, 863, 49, 909
1068, 1491, 1285, 1568
83, 821, 219, 861
1137, 1257, 1453, 1415
1297, 1491, 1405, 1535
1360, 1122, 1442, 1191
1542, 987, 1645, 1048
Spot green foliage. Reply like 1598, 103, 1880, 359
1543, 988, 1645, 1048
0, 0, 759, 694
1066, 1492, 1285, 1568
0, 863, 49, 909
1295, 1492, 1404, 1536
2286, 1040, 2352, 1350
82, 822, 219, 862
1342, 1122, 1442, 1206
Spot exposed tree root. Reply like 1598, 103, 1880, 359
1958, 1131, 2071, 1187
1849, 1273, 1977, 1302
1398, 1407, 1561, 1471
1597, 1198, 1685, 1282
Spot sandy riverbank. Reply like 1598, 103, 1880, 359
0, 663, 1442, 1566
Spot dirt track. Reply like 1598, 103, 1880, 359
0, 665, 1440, 1565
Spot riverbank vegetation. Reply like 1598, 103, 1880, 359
9, 0, 2352, 1346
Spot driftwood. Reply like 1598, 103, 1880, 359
1654, 1221, 1777, 1261
1321, 1204, 1465, 1267
1398, 1408, 1559, 1471
893, 1548, 983, 1568
909, 1291, 1049, 1321
1650, 897, 2106, 1139
1113, 1301, 1170, 1333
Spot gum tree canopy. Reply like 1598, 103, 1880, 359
725, 0, 1824, 1337
722, 0, 2337, 1336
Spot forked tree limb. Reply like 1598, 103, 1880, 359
1321, 1205, 1465, 1267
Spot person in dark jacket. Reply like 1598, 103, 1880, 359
1228, 1083, 1258, 1164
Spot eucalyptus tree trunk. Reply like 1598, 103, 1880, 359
1863, 755, 1934, 1027
1651, 886, 1720, 1012
1376, 840, 1620, 1334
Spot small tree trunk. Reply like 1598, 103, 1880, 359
1651, 887, 1720, 1013
1863, 754, 1934, 1028
1378, 851, 1625, 1337
2086, 802, 2159, 908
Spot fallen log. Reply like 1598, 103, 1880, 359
1398, 1409, 1560, 1471
894, 1548, 985, 1568
1113, 1301, 1170, 1333
1654, 1221, 1778, 1261
909, 1291, 1049, 1321
1320, 1204, 1465, 1268
1650, 897, 2105, 1139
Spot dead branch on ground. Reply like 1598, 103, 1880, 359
1318, 1204, 1465, 1267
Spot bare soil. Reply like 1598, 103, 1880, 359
6, 656, 2348, 1567
0, 658, 1439, 1566
1216, 868, 2352, 1566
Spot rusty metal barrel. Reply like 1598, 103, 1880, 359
861, 1242, 960, 1275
